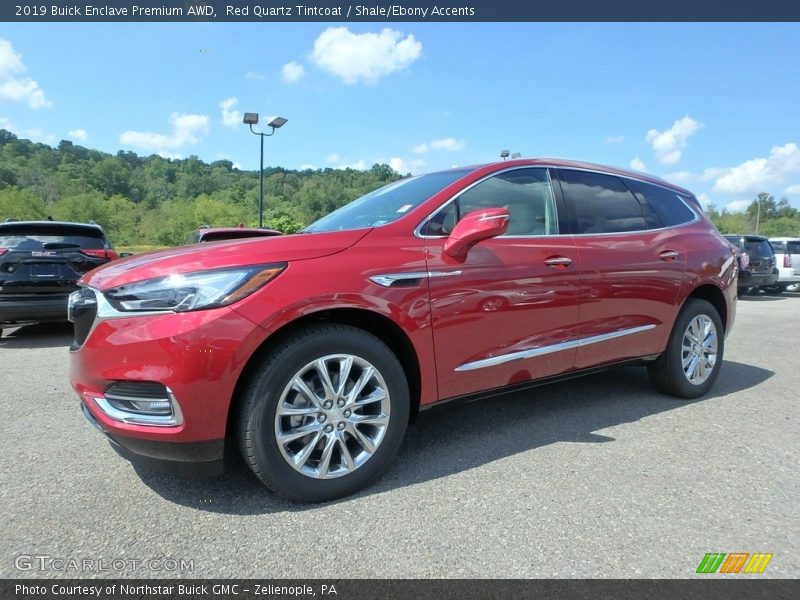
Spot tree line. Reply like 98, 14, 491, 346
0, 129, 401, 248
1, 129, 798, 249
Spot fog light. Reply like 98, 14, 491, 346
93, 382, 183, 427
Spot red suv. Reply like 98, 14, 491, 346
69, 159, 737, 501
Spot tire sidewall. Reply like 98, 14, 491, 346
665, 299, 725, 399
241, 326, 409, 502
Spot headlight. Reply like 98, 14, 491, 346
104, 263, 286, 313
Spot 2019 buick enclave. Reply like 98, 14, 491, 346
69, 159, 737, 501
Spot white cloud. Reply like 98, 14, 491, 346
120, 112, 209, 156
697, 193, 712, 209
430, 137, 464, 151
335, 159, 367, 170
630, 157, 646, 171
645, 115, 702, 165
281, 61, 305, 84
412, 137, 465, 154
785, 184, 800, 195
299, 163, 316, 170
232, 162, 242, 170
663, 171, 694, 184
725, 199, 751, 213
605, 135, 624, 144
311, 27, 422, 85
0, 117, 55, 144
326, 153, 340, 163
219, 97, 242, 128
711, 143, 800, 194
68, 128, 88, 141
244, 71, 265, 80
388, 157, 425, 175
0, 39, 52, 109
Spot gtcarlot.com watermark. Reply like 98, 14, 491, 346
14, 553, 195, 573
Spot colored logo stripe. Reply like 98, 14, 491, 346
697, 552, 773, 574
744, 553, 773, 574
697, 553, 726, 573
719, 553, 749, 573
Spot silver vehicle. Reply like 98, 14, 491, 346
767, 237, 800, 293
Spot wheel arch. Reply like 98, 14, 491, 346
683, 283, 728, 332
226, 307, 423, 441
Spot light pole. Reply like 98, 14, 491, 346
756, 191, 768, 235
242, 113, 288, 228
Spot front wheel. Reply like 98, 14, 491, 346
648, 299, 724, 399
238, 324, 410, 502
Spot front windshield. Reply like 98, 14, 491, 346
303, 168, 474, 233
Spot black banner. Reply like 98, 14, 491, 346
3, 579, 800, 600
2, 0, 800, 22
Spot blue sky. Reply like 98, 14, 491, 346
1, 23, 799, 211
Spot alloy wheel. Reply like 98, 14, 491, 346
681, 315, 718, 385
274, 354, 391, 479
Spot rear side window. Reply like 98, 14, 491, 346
788, 242, 800, 254
628, 180, 696, 227
0, 225, 105, 250
560, 170, 646, 234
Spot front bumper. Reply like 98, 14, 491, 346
0, 294, 69, 324
81, 403, 224, 476
70, 301, 269, 471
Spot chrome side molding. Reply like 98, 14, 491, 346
370, 270, 462, 287
455, 324, 657, 372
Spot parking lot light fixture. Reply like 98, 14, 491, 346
243, 113, 288, 228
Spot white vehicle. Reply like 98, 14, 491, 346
767, 237, 800, 293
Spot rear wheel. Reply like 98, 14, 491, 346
648, 299, 724, 399
238, 324, 409, 502
762, 284, 786, 296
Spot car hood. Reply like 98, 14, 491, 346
82, 229, 371, 290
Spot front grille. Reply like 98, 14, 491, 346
69, 287, 97, 347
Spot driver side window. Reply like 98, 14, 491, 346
421, 168, 558, 236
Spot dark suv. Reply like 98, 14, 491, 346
723, 235, 778, 296
0, 220, 118, 334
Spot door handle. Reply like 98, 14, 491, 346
544, 256, 572, 268
659, 250, 679, 262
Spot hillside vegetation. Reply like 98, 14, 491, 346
0, 129, 400, 247
1, 130, 798, 248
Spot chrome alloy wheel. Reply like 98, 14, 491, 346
681, 315, 718, 385
274, 354, 391, 479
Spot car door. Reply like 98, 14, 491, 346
555, 169, 686, 370
422, 167, 581, 400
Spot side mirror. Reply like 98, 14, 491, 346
119, 252, 133, 258
444, 207, 510, 260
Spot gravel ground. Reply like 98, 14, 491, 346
1, 293, 798, 579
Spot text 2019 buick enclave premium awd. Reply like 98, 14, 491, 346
69, 159, 737, 501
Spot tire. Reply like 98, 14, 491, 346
762, 284, 785, 296
238, 323, 410, 502
648, 299, 724, 399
